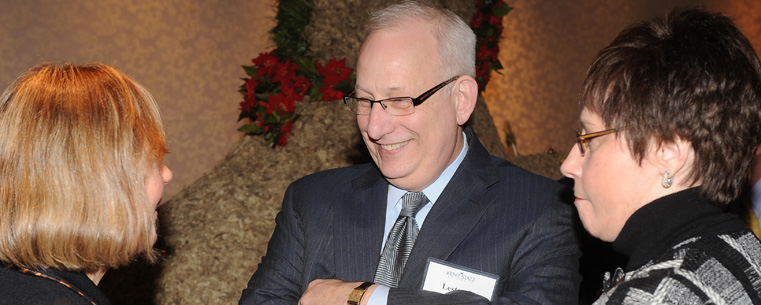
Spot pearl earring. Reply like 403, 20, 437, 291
661, 169, 673, 188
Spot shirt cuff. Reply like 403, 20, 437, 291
366, 284, 390, 305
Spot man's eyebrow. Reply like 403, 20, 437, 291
354, 85, 406, 97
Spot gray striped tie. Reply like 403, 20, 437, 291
373, 191, 428, 287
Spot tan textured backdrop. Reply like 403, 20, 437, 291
0, 0, 277, 199
483, 0, 761, 157
1, 0, 760, 200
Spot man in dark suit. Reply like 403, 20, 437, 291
239, 1, 580, 304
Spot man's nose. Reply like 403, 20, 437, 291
364, 102, 395, 140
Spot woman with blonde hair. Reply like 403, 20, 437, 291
0, 63, 172, 304
562, 8, 761, 304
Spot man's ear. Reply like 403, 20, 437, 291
452, 75, 478, 126
655, 137, 694, 181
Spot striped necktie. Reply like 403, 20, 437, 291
373, 191, 429, 288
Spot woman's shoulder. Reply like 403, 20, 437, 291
0, 266, 110, 305
0, 266, 69, 304
597, 231, 761, 304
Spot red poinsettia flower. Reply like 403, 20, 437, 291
281, 120, 293, 135
272, 59, 299, 85
276, 121, 294, 147
471, 11, 486, 28
289, 75, 310, 99
319, 85, 344, 101
239, 95, 258, 113
280, 96, 297, 113
280, 74, 309, 102
317, 58, 353, 86
260, 95, 280, 115
244, 77, 259, 97
276, 134, 288, 147
266, 92, 297, 114
488, 14, 504, 30
253, 51, 280, 78
282, 85, 306, 102
477, 44, 500, 61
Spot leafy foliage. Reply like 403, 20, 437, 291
471, 0, 511, 91
237, 0, 353, 147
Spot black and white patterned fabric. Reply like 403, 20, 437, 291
596, 188, 761, 304
598, 231, 761, 304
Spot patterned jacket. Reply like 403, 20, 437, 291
595, 188, 761, 304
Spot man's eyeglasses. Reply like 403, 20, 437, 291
343, 76, 459, 116
575, 128, 619, 157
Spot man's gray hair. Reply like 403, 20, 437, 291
365, 1, 477, 80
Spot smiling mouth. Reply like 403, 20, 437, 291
380, 141, 409, 151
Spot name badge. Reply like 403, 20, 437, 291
421, 258, 499, 301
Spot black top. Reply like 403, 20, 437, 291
0, 264, 112, 305
612, 187, 747, 271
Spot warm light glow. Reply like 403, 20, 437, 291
483, 0, 761, 157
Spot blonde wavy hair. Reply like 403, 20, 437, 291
0, 63, 168, 272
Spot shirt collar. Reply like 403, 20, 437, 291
387, 131, 469, 208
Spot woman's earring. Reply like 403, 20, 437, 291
661, 170, 673, 188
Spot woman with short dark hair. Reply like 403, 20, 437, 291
562, 9, 761, 304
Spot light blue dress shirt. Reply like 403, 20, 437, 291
368, 132, 469, 304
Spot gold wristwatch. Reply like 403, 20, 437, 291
347, 282, 374, 305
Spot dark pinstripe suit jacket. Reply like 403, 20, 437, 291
239, 128, 581, 304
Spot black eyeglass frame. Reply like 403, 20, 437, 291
575, 128, 619, 157
343, 76, 460, 116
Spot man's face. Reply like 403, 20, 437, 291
354, 20, 464, 191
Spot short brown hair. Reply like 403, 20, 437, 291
0, 64, 168, 271
580, 9, 761, 204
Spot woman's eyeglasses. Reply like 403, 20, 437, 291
575, 128, 619, 156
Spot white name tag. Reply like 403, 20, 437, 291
421, 258, 499, 301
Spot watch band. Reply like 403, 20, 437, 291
347, 282, 374, 305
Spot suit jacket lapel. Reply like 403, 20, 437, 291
334, 166, 388, 281
399, 127, 500, 287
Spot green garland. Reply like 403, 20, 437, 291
270, 0, 313, 60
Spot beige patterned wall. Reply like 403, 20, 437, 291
1, 0, 759, 200
0, 0, 277, 199
484, 0, 704, 157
